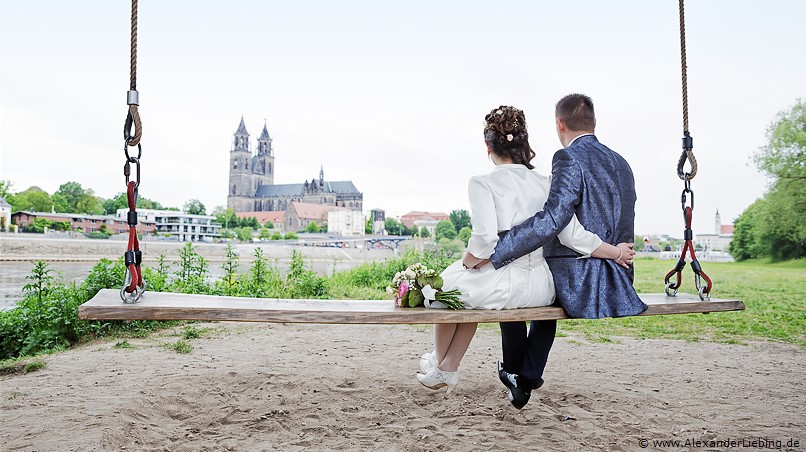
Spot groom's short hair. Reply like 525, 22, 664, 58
556, 94, 596, 131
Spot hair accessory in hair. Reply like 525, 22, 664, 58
496, 109, 503, 115
506, 134, 514, 141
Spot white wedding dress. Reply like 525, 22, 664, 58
441, 164, 603, 310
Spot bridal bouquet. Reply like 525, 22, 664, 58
387, 263, 463, 310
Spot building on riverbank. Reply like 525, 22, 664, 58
695, 209, 735, 252
117, 209, 221, 242
0, 196, 11, 232
11, 211, 156, 235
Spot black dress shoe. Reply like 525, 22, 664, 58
507, 378, 531, 409
498, 361, 545, 390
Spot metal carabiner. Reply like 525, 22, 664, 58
120, 266, 143, 303
694, 274, 711, 301
124, 156, 141, 188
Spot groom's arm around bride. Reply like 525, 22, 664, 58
491, 93, 647, 319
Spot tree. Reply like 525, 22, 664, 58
420, 226, 430, 238
235, 226, 254, 242
365, 217, 372, 234
435, 220, 457, 241
284, 231, 299, 240
28, 217, 53, 233
104, 192, 165, 215
75, 190, 103, 215
183, 199, 207, 216
259, 227, 272, 239
264, 220, 274, 229
305, 222, 321, 233
731, 100, 805, 260
449, 209, 471, 232
0, 180, 12, 200
457, 226, 472, 246
385, 218, 402, 236
754, 99, 805, 182
55, 182, 86, 212
12, 187, 52, 212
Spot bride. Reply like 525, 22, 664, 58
416, 106, 633, 394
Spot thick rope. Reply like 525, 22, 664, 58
677, 0, 697, 180
679, 0, 688, 133
126, 0, 142, 147
127, 105, 142, 146
130, 0, 138, 91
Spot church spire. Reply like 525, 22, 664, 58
233, 116, 250, 152
236, 115, 248, 135
319, 166, 324, 184
259, 120, 271, 141
257, 120, 272, 156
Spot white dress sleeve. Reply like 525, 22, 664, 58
557, 214, 603, 258
465, 176, 498, 259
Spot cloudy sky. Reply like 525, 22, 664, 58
1, 0, 804, 236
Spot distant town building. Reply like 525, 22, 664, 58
328, 210, 365, 236
400, 211, 449, 237
0, 196, 11, 232
370, 208, 386, 235
119, 209, 220, 242
11, 211, 156, 235
695, 209, 734, 252
226, 118, 363, 213
236, 211, 286, 233
286, 202, 348, 231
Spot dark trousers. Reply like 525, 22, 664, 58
499, 319, 557, 381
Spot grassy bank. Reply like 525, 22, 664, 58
560, 258, 806, 345
1, 247, 803, 364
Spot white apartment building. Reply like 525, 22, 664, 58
117, 208, 221, 242
327, 210, 365, 236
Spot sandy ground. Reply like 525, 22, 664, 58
1, 323, 804, 452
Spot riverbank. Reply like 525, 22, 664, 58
0, 234, 398, 263
1, 323, 803, 451
0, 235, 399, 307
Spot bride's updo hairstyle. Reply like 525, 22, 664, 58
483, 105, 535, 170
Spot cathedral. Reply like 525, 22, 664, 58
226, 117, 363, 213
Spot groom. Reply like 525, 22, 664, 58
488, 94, 647, 409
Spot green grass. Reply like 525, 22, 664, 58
166, 340, 193, 354
0, 358, 47, 375
558, 258, 806, 346
23, 360, 47, 373
113, 340, 135, 349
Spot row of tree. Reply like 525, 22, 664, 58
730, 99, 805, 261
0, 181, 182, 216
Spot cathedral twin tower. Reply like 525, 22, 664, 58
227, 117, 363, 214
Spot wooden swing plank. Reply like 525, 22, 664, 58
78, 289, 744, 324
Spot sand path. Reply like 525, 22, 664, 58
2, 323, 804, 451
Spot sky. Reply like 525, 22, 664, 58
1, 0, 804, 237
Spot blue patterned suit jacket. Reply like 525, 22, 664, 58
490, 135, 647, 318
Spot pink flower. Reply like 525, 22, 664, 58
398, 281, 409, 300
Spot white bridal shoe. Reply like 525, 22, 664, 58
416, 367, 459, 395
419, 350, 437, 374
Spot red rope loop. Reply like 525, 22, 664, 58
124, 181, 142, 294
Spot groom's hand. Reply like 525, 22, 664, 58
615, 242, 636, 268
